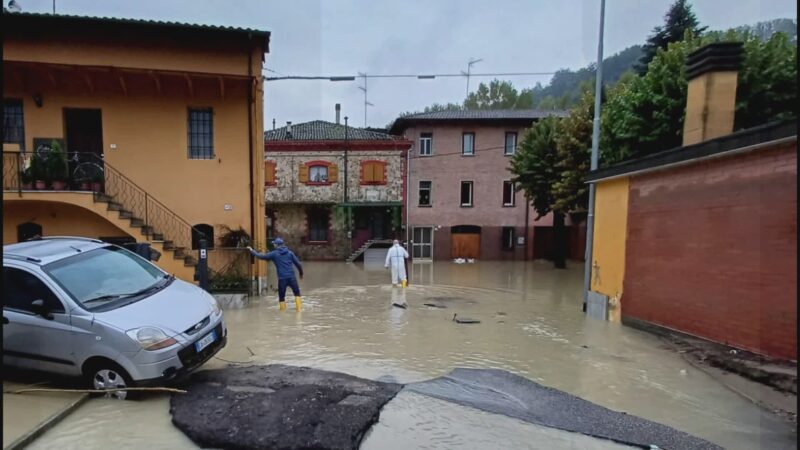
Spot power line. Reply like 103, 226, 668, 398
263, 141, 529, 160
263, 71, 557, 81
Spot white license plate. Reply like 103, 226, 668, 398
194, 330, 216, 352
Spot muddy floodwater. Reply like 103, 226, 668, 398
23, 261, 797, 449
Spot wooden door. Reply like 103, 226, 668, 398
451, 233, 480, 259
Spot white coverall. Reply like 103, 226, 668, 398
384, 244, 409, 285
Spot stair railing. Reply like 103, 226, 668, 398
74, 152, 206, 253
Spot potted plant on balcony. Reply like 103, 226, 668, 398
30, 153, 48, 190
20, 167, 33, 190
47, 141, 68, 190
90, 171, 104, 192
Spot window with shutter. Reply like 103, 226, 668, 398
360, 160, 387, 185
265, 161, 277, 186
303, 161, 334, 185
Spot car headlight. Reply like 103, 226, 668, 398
211, 299, 222, 316
126, 327, 178, 351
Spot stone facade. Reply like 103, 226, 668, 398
270, 204, 349, 260
264, 123, 411, 260
265, 151, 405, 204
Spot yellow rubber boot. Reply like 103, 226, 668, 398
401, 280, 407, 288
295, 296, 303, 311
279, 301, 287, 311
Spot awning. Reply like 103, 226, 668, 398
337, 202, 402, 207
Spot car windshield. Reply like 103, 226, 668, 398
43, 245, 168, 312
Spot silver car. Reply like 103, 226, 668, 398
3, 237, 226, 399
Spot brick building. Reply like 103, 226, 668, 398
389, 110, 579, 261
264, 118, 411, 260
587, 42, 797, 361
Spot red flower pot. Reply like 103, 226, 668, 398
91, 182, 103, 192
52, 180, 67, 191
35, 180, 47, 190
79, 182, 91, 191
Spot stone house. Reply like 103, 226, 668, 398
389, 109, 577, 261
264, 119, 412, 260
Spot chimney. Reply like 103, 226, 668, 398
682, 42, 744, 146
335, 103, 341, 124
286, 121, 292, 139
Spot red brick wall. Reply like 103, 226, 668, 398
623, 142, 797, 360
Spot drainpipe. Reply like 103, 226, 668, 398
405, 136, 411, 250
344, 116, 349, 203
524, 193, 530, 261
344, 117, 351, 252
246, 35, 256, 276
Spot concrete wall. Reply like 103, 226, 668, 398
622, 142, 797, 360
265, 151, 405, 204
591, 178, 630, 301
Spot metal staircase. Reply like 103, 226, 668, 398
345, 239, 393, 263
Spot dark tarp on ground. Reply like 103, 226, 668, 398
170, 364, 402, 450
405, 368, 722, 450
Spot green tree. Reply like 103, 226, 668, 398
636, 0, 706, 74
733, 30, 797, 130
553, 86, 595, 216
509, 117, 567, 268
464, 79, 534, 109
602, 28, 797, 165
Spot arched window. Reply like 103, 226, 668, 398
192, 224, 215, 249
17, 222, 42, 242
299, 161, 338, 185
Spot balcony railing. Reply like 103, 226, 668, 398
3, 151, 208, 254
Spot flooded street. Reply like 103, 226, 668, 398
24, 261, 797, 449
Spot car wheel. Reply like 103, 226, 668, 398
86, 362, 135, 400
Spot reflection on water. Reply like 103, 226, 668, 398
28, 261, 796, 450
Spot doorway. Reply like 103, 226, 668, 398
412, 226, 433, 260
64, 109, 103, 178
451, 225, 481, 259
64, 109, 103, 156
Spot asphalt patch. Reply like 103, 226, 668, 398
405, 368, 721, 450
170, 364, 402, 450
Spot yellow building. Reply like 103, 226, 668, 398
2, 12, 269, 287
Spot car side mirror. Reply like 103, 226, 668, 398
30, 299, 54, 320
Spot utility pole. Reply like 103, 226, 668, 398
463, 58, 482, 98
583, 0, 605, 312
357, 72, 373, 127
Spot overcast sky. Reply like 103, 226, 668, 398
15, 0, 798, 128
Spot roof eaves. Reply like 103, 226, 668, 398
5, 11, 270, 49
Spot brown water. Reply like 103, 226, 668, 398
26, 261, 797, 449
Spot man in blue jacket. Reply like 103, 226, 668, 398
247, 237, 304, 311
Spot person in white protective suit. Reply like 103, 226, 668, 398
384, 240, 409, 287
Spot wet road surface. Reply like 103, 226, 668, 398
21, 261, 798, 449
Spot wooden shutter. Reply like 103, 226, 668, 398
299, 163, 309, 183
360, 161, 371, 184
328, 163, 338, 183
264, 161, 276, 185
376, 162, 386, 184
